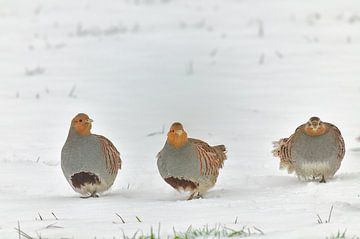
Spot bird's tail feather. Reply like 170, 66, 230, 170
214, 144, 227, 162
272, 138, 287, 157
272, 138, 295, 173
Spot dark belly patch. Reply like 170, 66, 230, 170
165, 177, 198, 191
71, 172, 100, 188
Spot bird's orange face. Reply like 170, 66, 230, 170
304, 116, 327, 136
71, 113, 93, 136
167, 122, 188, 148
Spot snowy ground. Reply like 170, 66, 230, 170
1, 0, 360, 238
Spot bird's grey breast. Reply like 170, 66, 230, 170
61, 135, 103, 176
157, 142, 201, 180
292, 130, 338, 163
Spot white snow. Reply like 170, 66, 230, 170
1, 0, 360, 238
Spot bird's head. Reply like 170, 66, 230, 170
304, 116, 327, 136
167, 122, 188, 148
71, 113, 93, 136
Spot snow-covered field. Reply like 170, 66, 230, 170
1, 0, 360, 238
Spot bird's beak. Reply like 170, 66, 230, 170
175, 130, 183, 136
311, 125, 319, 131
86, 119, 93, 123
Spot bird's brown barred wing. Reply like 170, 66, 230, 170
326, 123, 345, 161
94, 134, 121, 175
272, 125, 303, 173
189, 138, 227, 176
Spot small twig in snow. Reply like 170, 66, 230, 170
257, 19, 264, 38
132, 23, 140, 33
258, 53, 265, 65
45, 222, 63, 229
34, 5, 42, 16
186, 61, 194, 75
179, 21, 187, 29
327, 205, 334, 223
146, 125, 165, 137
115, 213, 126, 224
17, 221, 20, 239
347, 36, 352, 44
51, 212, 58, 220
210, 48, 218, 58
157, 223, 161, 239
253, 226, 265, 235
25, 67, 45, 77
15, 221, 34, 239
317, 205, 334, 224
275, 51, 284, 59
69, 85, 77, 98
317, 214, 323, 224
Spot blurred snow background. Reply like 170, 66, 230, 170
1, 0, 360, 238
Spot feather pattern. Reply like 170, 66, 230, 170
95, 134, 121, 175
272, 125, 302, 173
326, 123, 345, 161
189, 138, 227, 176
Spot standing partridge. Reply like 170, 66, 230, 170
61, 113, 121, 198
157, 122, 227, 200
272, 116, 345, 183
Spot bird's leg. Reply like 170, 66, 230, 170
319, 175, 326, 183
187, 192, 202, 200
187, 192, 196, 200
194, 193, 203, 199
91, 192, 99, 198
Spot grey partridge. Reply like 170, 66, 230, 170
157, 122, 227, 200
61, 113, 121, 197
272, 116, 345, 183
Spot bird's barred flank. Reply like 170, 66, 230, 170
96, 134, 121, 175
192, 141, 226, 176
327, 123, 345, 159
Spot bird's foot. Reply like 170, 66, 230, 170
194, 194, 203, 199
91, 192, 100, 198
81, 192, 99, 199
81, 195, 91, 199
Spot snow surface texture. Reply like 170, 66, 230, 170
1, 0, 360, 238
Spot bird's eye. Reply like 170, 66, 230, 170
79, 119, 83, 122
170, 130, 174, 132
